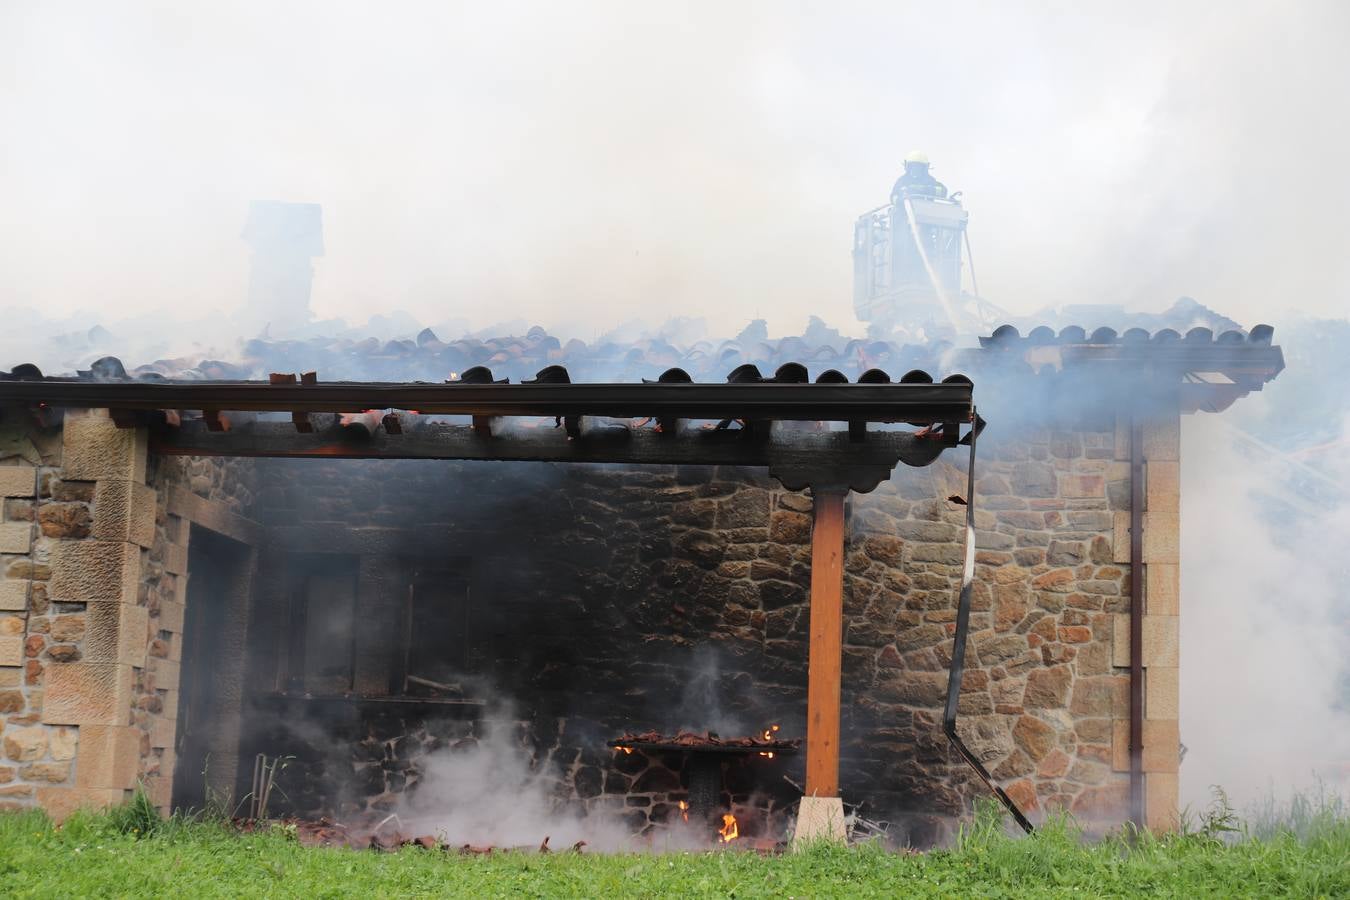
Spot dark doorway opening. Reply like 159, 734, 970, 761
171, 526, 252, 812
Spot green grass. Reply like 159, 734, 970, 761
0, 798, 1346, 899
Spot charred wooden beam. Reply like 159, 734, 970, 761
0, 379, 974, 424
148, 420, 951, 491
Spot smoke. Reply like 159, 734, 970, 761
1180, 408, 1350, 810
395, 712, 636, 852
2, 1, 1348, 344
671, 644, 750, 738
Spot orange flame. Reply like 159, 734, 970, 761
717, 813, 739, 843
758, 724, 780, 757
615, 745, 633, 755
678, 800, 689, 823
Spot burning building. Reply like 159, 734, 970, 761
0, 319, 1283, 847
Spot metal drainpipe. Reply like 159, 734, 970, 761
1129, 413, 1145, 830
942, 409, 1034, 833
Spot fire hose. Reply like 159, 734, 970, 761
942, 410, 1035, 833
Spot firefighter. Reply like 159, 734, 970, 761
891, 150, 947, 202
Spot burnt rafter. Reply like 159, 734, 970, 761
147, 419, 955, 492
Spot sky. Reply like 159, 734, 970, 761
2, 1, 1347, 341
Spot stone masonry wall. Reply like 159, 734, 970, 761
0, 412, 256, 818
243, 420, 1158, 842
3, 409, 1181, 836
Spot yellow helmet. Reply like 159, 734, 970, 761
904, 150, 930, 165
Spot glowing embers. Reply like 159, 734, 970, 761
609, 726, 795, 847
758, 724, 781, 758
607, 728, 800, 754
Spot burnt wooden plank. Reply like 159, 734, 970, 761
148, 419, 951, 488
0, 379, 973, 423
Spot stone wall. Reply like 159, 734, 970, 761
2, 408, 1182, 837
0, 412, 257, 817
241, 417, 1177, 841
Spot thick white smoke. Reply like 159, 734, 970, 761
1180, 411, 1350, 810
394, 715, 637, 852
2, 2, 1348, 338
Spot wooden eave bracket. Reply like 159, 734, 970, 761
270, 371, 317, 432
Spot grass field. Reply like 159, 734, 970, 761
0, 794, 1346, 898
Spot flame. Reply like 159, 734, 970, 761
758, 724, 781, 756
678, 800, 689, 823
615, 745, 633, 755
717, 813, 739, 843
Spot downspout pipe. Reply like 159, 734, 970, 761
942, 409, 1034, 833
1129, 414, 1146, 829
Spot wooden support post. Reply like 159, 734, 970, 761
805, 488, 846, 798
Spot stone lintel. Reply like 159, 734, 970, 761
166, 486, 263, 546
